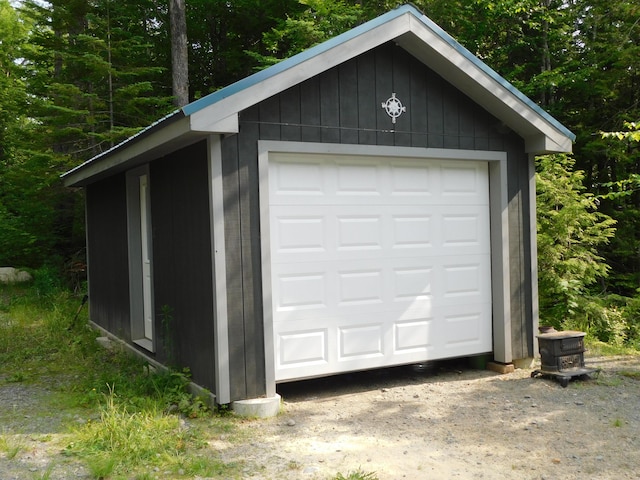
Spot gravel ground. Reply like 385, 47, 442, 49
1, 354, 640, 479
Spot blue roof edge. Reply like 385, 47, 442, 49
182, 3, 574, 142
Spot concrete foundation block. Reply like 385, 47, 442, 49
233, 394, 281, 418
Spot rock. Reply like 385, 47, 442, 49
0, 267, 33, 284
286, 419, 296, 426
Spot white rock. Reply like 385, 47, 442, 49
0, 267, 32, 284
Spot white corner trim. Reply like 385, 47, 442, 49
258, 144, 277, 398
208, 135, 231, 404
489, 158, 512, 363
528, 153, 540, 357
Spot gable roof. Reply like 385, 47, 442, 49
63, 4, 574, 187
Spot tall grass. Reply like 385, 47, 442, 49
65, 386, 229, 478
0, 276, 241, 479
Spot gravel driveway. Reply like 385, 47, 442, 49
1, 354, 639, 479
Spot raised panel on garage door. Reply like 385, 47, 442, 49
267, 152, 492, 381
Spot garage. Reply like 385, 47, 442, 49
261, 146, 496, 382
64, 5, 576, 406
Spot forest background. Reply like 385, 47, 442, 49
0, 0, 639, 347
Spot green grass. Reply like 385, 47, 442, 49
585, 339, 640, 357
0, 282, 242, 479
64, 387, 237, 478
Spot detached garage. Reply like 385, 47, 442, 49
63, 4, 574, 406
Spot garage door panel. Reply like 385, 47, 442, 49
338, 323, 385, 360
268, 153, 492, 382
270, 154, 487, 207
272, 256, 489, 319
440, 206, 490, 252
442, 304, 493, 353
271, 158, 326, 197
275, 271, 328, 312
441, 255, 491, 304
271, 205, 488, 264
273, 214, 327, 254
394, 318, 434, 353
440, 164, 488, 200
277, 327, 330, 370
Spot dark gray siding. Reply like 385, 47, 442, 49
150, 141, 217, 393
222, 42, 534, 399
85, 173, 130, 338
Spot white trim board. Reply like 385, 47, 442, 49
207, 134, 231, 405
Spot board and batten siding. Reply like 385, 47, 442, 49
221, 41, 534, 401
150, 142, 217, 392
85, 173, 131, 339
85, 143, 219, 395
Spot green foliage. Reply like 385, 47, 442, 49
601, 122, 640, 144
252, 0, 363, 65
536, 154, 616, 324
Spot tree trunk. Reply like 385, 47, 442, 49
169, 0, 189, 107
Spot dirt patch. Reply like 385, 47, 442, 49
1, 355, 640, 479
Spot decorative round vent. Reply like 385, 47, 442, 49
381, 93, 406, 124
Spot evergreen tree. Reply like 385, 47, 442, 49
536, 154, 616, 323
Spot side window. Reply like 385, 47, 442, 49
126, 166, 155, 351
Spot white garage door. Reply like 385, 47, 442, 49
266, 152, 493, 382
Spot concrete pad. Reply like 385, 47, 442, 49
487, 361, 515, 374
233, 394, 281, 418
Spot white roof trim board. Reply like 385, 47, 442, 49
63, 4, 574, 186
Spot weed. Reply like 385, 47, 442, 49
85, 455, 116, 479
5, 444, 22, 460
612, 418, 623, 427
334, 469, 379, 480
35, 464, 54, 480
595, 373, 623, 387
6, 372, 26, 383
0, 434, 24, 460
618, 370, 640, 380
